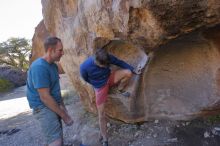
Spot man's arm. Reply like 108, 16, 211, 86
109, 54, 135, 72
38, 88, 73, 126
109, 54, 146, 75
60, 99, 68, 113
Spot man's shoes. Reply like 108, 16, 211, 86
99, 136, 103, 143
117, 90, 131, 97
99, 136, 108, 146
120, 91, 131, 97
102, 141, 108, 146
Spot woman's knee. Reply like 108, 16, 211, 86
124, 69, 132, 78
114, 69, 132, 83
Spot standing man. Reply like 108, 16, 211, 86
80, 48, 142, 146
26, 37, 73, 146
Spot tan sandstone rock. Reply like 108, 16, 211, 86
31, 0, 220, 122
31, 20, 49, 63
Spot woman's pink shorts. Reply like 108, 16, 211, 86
95, 72, 115, 106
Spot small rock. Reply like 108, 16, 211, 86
107, 122, 111, 128
153, 133, 157, 138
149, 128, 154, 132
165, 127, 170, 133
185, 122, 190, 126
167, 138, 178, 142
154, 120, 159, 124
134, 131, 142, 137
212, 128, 220, 136
204, 131, 210, 138
214, 127, 220, 131
72, 134, 80, 143
212, 129, 217, 135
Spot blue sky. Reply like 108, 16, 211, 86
0, 0, 42, 42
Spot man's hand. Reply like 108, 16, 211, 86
60, 105, 74, 126
133, 65, 143, 75
38, 88, 73, 126
62, 113, 74, 126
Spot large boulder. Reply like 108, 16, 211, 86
32, 0, 220, 122
0, 65, 27, 87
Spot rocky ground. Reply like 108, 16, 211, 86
1, 76, 220, 146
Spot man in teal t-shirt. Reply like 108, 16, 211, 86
26, 37, 73, 146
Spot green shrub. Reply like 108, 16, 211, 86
0, 78, 14, 92
207, 114, 220, 124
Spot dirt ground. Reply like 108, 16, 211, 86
1, 85, 220, 146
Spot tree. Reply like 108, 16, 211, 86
0, 38, 31, 71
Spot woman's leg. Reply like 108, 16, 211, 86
97, 103, 108, 142
113, 69, 132, 91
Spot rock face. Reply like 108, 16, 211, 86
30, 20, 50, 63
32, 0, 220, 122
